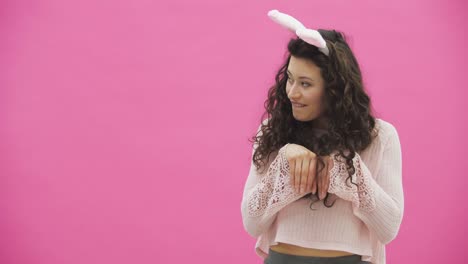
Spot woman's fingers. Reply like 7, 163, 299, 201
294, 159, 302, 193
315, 156, 332, 199
307, 156, 316, 193
320, 157, 329, 199
324, 156, 331, 196
312, 179, 317, 195
300, 157, 310, 193
317, 159, 323, 199
312, 157, 317, 194
290, 159, 296, 189
284, 144, 319, 194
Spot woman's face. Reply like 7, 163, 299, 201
285, 56, 326, 124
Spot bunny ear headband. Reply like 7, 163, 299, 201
267, 9, 330, 57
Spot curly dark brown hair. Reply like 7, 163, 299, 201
249, 29, 378, 209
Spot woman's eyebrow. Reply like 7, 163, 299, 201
287, 70, 315, 81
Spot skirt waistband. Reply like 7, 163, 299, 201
265, 248, 369, 264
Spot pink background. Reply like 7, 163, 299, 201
1, 0, 466, 263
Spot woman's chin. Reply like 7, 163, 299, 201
293, 116, 314, 122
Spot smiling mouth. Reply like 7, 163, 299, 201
292, 103, 307, 107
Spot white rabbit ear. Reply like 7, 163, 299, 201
296, 28, 329, 56
267, 9, 330, 57
268, 9, 306, 33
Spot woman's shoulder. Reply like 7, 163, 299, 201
257, 117, 399, 147
370, 118, 400, 152
375, 118, 399, 142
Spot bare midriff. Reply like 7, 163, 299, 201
270, 242, 355, 257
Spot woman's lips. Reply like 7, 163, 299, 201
292, 102, 307, 108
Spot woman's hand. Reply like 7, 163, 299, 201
284, 144, 334, 199
314, 154, 334, 200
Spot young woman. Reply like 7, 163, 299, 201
241, 10, 404, 264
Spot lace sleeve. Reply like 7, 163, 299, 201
328, 152, 376, 213
327, 123, 404, 245
241, 143, 305, 238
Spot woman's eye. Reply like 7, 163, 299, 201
302, 82, 311, 87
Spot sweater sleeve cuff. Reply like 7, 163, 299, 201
327, 152, 377, 213
246, 143, 303, 217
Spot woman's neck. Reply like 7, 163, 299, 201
295, 118, 328, 131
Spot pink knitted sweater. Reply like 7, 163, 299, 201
241, 118, 404, 264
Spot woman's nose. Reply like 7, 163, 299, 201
288, 83, 300, 98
